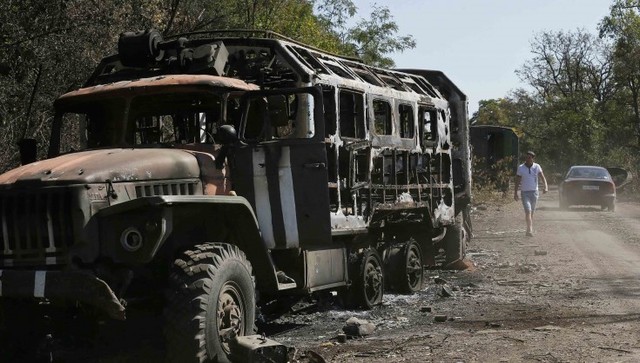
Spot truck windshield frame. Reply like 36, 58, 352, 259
50, 91, 237, 156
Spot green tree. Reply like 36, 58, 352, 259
312, 0, 358, 54
314, 0, 357, 41
513, 29, 614, 173
0, 0, 170, 170
471, 98, 517, 127
600, 0, 640, 147
313, 0, 416, 66
345, 4, 415, 67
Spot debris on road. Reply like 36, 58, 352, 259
343, 317, 376, 337
229, 334, 290, 363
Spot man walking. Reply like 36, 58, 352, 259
514, 151, 548, 237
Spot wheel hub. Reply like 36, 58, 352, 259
364, 261, 383, 300
217, 284, 244, 348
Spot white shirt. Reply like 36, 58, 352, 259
517, 162, 543, 192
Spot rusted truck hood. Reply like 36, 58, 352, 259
56, 74, 259, 104
0, 148, 201, 185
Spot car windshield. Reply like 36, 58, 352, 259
567, 167, 609, 179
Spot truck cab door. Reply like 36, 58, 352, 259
231, 87, 331, 249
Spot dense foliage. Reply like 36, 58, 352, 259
472, 0, 640, 183
0, 0, 414, 171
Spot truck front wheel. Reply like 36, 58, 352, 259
164, 243, 255, 363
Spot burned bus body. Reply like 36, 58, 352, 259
0, 30, 471, 362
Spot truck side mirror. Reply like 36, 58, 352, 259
215, 125, 237, 170
217, 124, 238, 145
18, 138, 37, 165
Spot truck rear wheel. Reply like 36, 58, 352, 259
344, 249, 384, 309
164, 243, 255, 363
388, 240, 423, 294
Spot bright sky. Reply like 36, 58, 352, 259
351, 0, 613, 115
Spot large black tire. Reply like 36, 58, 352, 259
344, 249, 384, 309
164, 243, 255, 363
608, 199, 616, 212
386, 240, 423, 294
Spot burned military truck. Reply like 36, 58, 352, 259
0, 30, 471, 362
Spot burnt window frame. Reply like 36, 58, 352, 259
398, 103, 415, 139
317, 56, 358, 80
338, 89, 366, 139
322, 85, 337, 138
287, 45, 330, 75
238, 87, 322, 143
372, 98, 393, 136
419, 106, 438, 147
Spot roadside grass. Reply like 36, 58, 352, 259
472, 183, 513, 206
472, 156, 514, 206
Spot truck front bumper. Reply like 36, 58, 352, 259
0, 269, 125, 320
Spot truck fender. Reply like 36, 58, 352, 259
96, 195, 280, 291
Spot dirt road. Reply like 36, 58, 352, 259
276, 188, 640, 362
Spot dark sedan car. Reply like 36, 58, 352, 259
559, 166, 616, 211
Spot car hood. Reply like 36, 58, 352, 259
0, 148, 201, 186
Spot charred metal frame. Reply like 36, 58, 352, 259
0, 29, 471, 317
